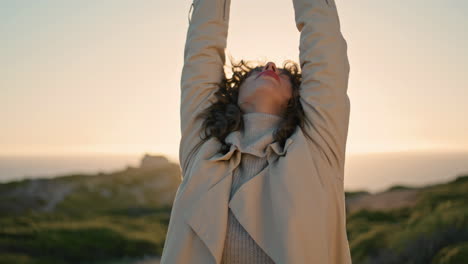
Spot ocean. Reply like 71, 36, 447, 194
1, 151, 467, 193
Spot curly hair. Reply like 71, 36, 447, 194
191, 55, 314, 157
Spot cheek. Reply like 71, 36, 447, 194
239, 79, 252, 93
285, 85, 293, 99
238, 82, 248, 99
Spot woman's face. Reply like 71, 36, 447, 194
238, 62, 293, 116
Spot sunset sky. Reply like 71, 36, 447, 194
1, 0, 467, 164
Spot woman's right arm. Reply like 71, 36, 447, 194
179, 0, 231, 176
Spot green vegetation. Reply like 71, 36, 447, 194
347, 174, 468, 264
0, 209, 170, 264
345, 190, 371, 199
1, 157, 467, 263
0, 159, 180, 264
432, 242, 468, 264
385, 184, 419, 192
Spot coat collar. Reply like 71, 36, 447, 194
229, 112, 283, 158
183, 128, 296, 264
206, 135, 293, 163
206, 111, 294, 162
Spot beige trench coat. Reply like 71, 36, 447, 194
160, 0, 352, 263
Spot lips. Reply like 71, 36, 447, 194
257, 70, 280, 83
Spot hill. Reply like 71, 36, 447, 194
344, 173, 468, 263
0, 154, 180, 264
0, 154, 467, 263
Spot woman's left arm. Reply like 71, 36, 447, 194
292, 0, 350, 177
179, 0, 231, 175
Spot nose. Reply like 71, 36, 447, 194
264, 62, 277, 72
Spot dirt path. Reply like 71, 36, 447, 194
346, 189, 420, 214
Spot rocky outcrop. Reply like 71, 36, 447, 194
0, 154, 181, 215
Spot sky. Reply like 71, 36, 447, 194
1, 0, 467, 164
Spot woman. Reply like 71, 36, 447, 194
161, 0, 352, 263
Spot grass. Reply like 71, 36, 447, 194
1, 162, 467, 264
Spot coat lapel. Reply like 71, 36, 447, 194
182, 144, 240, 264
228, 131, 331, 263
182, 134, 295, 264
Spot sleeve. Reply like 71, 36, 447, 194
179, 0, 231, 176
292, 0, 351, 174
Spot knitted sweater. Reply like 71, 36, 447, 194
220, 112, 283, 264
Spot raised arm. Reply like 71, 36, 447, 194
292, 0, 350, 177
179, 0, 231, 175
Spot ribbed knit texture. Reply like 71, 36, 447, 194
221, 112, 283, 264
